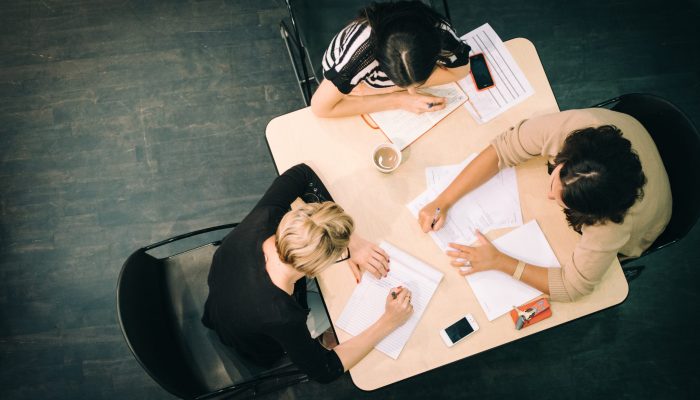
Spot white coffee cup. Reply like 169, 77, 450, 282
372, 142, 402, 173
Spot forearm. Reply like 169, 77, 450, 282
438, 145, 501, 206
333, 316, 395, 371
496, 255, 550, 294
422, 65, 470, 88
312, 92, 404, 118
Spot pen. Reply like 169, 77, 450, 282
430, 208, 441, 229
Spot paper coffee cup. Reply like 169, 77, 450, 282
372, 143, 402, 173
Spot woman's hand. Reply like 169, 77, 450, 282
382, 287, 413, 328
446, 231, 515, 276
397, 91, 446, 114
348, 234, 390, 282
418, 199, 450, 232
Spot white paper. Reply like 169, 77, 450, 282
368, 83, 467, 150
465, 220, 560, 321
407, 154, 522, 251
458, 23, 535, 123
336, 242, 443, 359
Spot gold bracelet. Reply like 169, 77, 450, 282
512, 260, 526, 281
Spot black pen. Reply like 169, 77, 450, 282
430, 208, 441, 229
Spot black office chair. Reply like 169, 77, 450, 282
280, 0, 452, 106
116, 224, 308, 399
593, 93, 700, 281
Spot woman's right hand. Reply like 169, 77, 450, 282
397, 92, 446, 114
382, 287, 413, 328
418, 200, 450, 232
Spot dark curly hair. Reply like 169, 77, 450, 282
360, 1, 461, 87
548, 125, 647, 233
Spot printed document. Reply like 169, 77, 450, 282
336, 242, 443, 359
466, 220, 560, 321
407, 154, 523, 251
458, 23, 535, 123
367, 83, 467, 150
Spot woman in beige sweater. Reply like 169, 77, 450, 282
418, 109, 672, 302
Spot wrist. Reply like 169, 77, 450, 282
377, 314, 398, 333
434, 194, 453, 211
497, 254, 518, 274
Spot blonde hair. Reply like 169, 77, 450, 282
275, 202, 354, 277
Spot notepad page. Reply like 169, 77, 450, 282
457, 23, 535, 123
336, 242, 443, 359
368, 83, 467, 149
407, 156, 523, 251
466, 220, 560, 321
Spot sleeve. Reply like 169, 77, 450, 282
268, 318, 344, 383
255, 163, 334, 212
321, 22, 373, 94
548, 223, 631, 302
490, 109, 605, 169
437, 22, 471, 68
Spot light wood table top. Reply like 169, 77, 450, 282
266, 38, 628, 390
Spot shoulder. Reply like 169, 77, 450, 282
579, 221, 631, 251
324, 21, 372, 63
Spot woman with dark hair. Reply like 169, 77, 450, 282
417, 109, 672, 302
311, 1, 472, 117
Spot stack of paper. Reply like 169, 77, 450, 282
466, 220, 560, 321
458, 23, 535, 123
407, 154, 523, 251
336, 242, 443, 359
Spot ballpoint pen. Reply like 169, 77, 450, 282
430, 208, 441, 229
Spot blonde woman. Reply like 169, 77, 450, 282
203, 163, 413, 382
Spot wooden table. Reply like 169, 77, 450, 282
265, 38, 628, 390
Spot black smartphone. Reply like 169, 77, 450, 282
439, 314, 479, 347
469, 53, 495, 90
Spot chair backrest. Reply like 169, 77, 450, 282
290, 0, 451, 82
117, 225, 307, 399
117, 249, 205, 398
605, 93, 700, 252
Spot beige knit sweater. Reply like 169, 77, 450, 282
490, 108, 671, 301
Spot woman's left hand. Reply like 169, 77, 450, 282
446, 231, 512, 276
347, 234, 390, 282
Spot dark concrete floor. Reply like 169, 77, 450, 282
1, 1, 699, 399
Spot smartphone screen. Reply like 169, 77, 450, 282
445, 317, 475, 343
469, 53, 495, 90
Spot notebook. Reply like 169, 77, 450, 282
365, 82, 468, 150
336, 242, 444, 359
465, 220, 560, 321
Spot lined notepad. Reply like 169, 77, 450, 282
458, 23, 535, 123
336, 242, 443, 359
367, 83, 467, 150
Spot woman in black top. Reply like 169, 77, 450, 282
203, 164, 413, 383
311, 1, 472, 117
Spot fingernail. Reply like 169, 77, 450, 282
456, 258, 465, 263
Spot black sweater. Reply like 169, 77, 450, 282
202, 164, 344, 383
